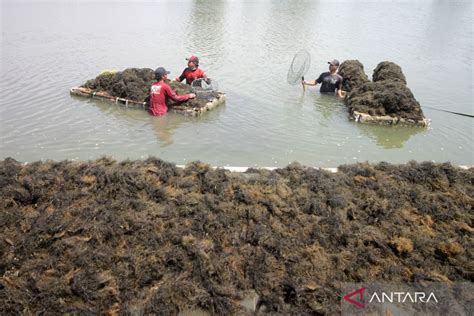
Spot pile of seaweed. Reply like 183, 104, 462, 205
83, 68, 155, 101
340, 61, 425, 122
1, 158, 472, 315
372, 61, 406, 84
82, 68, 219, 109
338, 60, 369, 92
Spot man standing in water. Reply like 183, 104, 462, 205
176, 55, 208, 85
149, 67, 195, 116
302, 59, 344, 97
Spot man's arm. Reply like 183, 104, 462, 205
165, 85, 195, 102
201, 70, 211, 84
303, 73, 324, 86
302, 80, 318, 86
175, 69, 187, 82
336, 78, 344, 97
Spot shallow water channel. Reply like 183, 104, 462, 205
1, 0, 472, 167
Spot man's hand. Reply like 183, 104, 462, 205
188, 93, 196, 99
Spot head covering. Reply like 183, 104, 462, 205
155, 67, 170, 79
328, 59, 340, 67
186, 55, 199, 65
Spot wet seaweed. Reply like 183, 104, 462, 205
339, 60, 425, 122
82, 68, 219, 109
338, 60, 370, 92
0, 158, 472, 314
373, 61, 407, 84
345, 80, 425, 121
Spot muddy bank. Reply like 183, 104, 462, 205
338, 60, 370, 92
1, 158, 472, 315
340, 61, 425, 123
82, 68, 219, 109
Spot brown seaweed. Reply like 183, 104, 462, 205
0, 158, 472, 314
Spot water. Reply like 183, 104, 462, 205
1, 0, 473, 167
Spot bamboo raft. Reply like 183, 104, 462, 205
349, 110, 430, 127
70, 86, 226, 117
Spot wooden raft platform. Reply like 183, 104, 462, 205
70, 86, 226, 117
350, 110, 430, 127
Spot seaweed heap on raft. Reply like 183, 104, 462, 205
82, 68, 220, 109
1, 158, 473, 315
339, 60, 425, 123
337, 60, 370, 92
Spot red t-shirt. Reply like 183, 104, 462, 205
178, 67, 206, 85
149, 80, 190, 116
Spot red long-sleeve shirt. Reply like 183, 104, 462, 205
177, 67, 206, 85
149, 80, 191, 116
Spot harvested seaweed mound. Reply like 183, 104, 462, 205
346, 80, 425, 121
338, 60, 427, 125
83, 68, 155, 101
373, 61, 407, 84
82, 68, 219, 109
1, 158, 472, 314
168, 81, 220, 109
338, 60, 370, 92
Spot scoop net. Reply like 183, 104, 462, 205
191, 78, 219, 101
191, 78, 218, 92
287, 49, 311, 85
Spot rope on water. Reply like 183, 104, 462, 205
422, 105, 474, 118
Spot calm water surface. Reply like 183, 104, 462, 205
1, 0, 472, 167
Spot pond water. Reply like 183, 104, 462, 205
1, 0, 472, 167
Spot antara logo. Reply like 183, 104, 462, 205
343, 287, 438, 309
343, 287, 366, 309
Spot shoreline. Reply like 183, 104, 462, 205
8, 158, 474, 173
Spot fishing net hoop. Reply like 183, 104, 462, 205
287, 49, 311, 85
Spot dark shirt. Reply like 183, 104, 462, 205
316, 72, 343, 93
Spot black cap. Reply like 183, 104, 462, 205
155, 67, 170, 79
328, 59, 340, 66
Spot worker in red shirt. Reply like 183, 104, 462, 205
176, 55, 207, 85
149, 67, 195, 116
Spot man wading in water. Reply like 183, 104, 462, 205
302, 59, 345, 97
149, 67, 195, 116
176, 55, 208, 85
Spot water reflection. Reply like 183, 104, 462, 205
71, 91, 226, 147
287, 90, 307, 108
313, 93, 345, 121
185, 0, 227, 72
263, 0, 317, 52
3, 1, 473, 166
70, 95, 149, 123
150, 114, 185, 146
356, 123, 427, 149
425, 0, 471, 54
151, 103, 226, 146
71, 95, 183, 146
